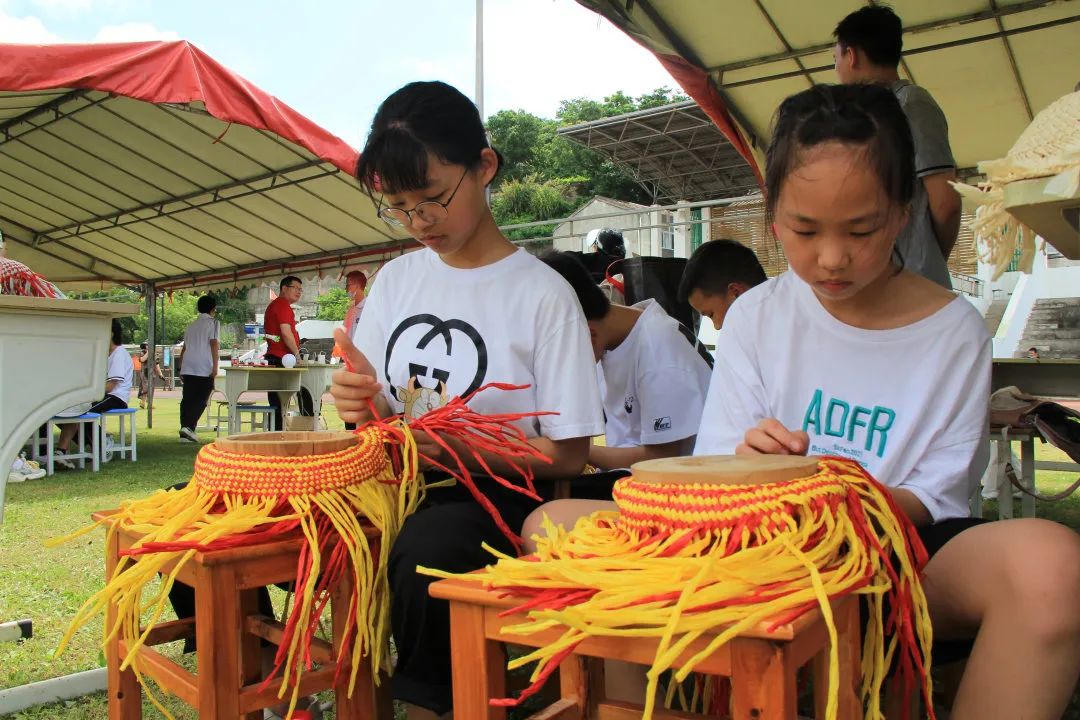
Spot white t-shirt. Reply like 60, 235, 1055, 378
600, 299, 713, 447
354, 248, 604, 441
181, 313, 219, 377
694, 272, 990, 522
106, 345, 134, 402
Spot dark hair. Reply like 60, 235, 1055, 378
540, 251, 610, 321
280, 275, 301, 291
356, 81, 500, 196
345, 270, 367, 292
110, 318, 124, 346
678, 240, 767, 302
834, 5, 903, 68
765, 83, 914, 218
197, 295, 217, 314
139, 342, 147, 350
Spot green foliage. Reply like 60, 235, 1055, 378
490, 175, 578, 241
69, 289, 252, 345
486, 87, 690, 228
315, 287, 351, 321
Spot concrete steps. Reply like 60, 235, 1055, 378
1019, 297, 1080, 358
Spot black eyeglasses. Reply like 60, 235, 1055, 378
378, 169, 468, 229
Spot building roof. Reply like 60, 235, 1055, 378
558, 101, 761, 203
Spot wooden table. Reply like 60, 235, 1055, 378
992, 358, 1080, 398
0, 295, 135, 523
429, 577, 860, 720
222, 367, 302, 435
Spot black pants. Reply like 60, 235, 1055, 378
179, 374, 215, 431
264, 355, 313, 431
389, 476, 551, 714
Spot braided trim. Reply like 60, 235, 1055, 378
192, 426, 391, 497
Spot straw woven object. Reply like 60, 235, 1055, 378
953, 91, 1080, 279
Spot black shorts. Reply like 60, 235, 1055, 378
90, 395, 128, 414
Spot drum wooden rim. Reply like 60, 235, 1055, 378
630, 455, 819, 485
215, 431, 357, 457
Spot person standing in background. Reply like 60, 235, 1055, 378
135, 343, 165, 410
339, 270, 368, 430
263, 276, 313, 431
833, 4, 962, 289
178, 296, 219, 444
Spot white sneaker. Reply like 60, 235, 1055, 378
9, 465, 46, 482
179, 427, 201, 444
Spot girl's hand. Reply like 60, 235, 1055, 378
331, 328, 382, 425
736, 418, 810, 456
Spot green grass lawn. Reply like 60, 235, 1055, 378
2, 400, 1079, 718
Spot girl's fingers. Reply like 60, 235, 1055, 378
333, 328, 377, 376
330, 382, 382, 401
743, 427, 791, 455
757, 418, 807, 453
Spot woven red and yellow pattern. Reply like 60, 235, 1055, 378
193, 427, 391, 496
614, 470, 848, 538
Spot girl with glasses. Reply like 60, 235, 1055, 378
331, 81, 604, 720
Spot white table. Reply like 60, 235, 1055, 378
0, 295, 135, 523
221, 367, 302, 435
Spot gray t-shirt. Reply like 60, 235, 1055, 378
892, 79, 954, 289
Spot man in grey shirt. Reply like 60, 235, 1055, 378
833, 5, 961, 289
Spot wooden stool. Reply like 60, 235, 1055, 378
431, 578, 859, 719
98, 430, 394, 719
432, 456, 865, 720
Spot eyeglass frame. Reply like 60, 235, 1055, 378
377, 168, 469, 228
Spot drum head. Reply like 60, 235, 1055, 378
630, 455, 819, 486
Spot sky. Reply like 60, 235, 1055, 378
0, 0, 679, 148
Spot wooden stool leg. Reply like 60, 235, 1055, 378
239, 589, 263, 720
333, 572, 393, 719
105, 531, 141, 720
449, 601, 506, 720
195, 564, 243, 719
812, 599, 861, 720
729, 638, 796, 720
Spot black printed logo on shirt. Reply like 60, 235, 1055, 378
653, 416, 672, 432
385, 314, 488, 418
624, 394, 636, 414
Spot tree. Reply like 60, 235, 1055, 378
485, 87, 691, 216
314, 288, 351, 321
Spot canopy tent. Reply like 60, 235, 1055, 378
558, 100, 761, 203
0, 41, 407, 293
575, 0, 1080, 183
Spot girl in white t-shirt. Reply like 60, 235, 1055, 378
330, 82, 603, 720
697, 84, 1080, 717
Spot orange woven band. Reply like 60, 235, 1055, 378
192, 426, 391, 497
613, 461, 849, 537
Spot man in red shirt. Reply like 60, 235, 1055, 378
263, 275, 312, 430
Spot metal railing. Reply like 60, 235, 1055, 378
950, 270, 984, 298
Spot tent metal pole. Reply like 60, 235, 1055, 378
146, 283, 156, 429
475, 0, 484, 119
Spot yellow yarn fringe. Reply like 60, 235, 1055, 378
48, 425, 425, 720
421, 458, 934, 720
